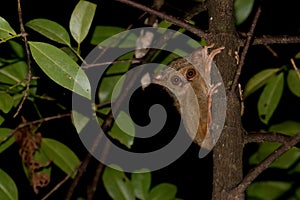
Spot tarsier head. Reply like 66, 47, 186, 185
143, 45, 224, 151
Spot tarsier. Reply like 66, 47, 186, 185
145, 45, 225, 150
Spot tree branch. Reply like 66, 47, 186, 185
114, 0, 208, 38
14, 0, 32, 118
0, 114, 71, 146
230, 6, 262, 92
41, 166, 78, 200
228, 131, 300, 199
244, 131, 291, 144
253, 35, 300, 45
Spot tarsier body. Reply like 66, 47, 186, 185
152, 45, 224, 149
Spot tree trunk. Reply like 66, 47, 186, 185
207, 0, 245, 199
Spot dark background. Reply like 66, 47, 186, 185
1, 0, 300, 199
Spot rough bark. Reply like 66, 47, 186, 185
207, 0, 245, 199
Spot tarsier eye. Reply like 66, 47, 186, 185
171, 75, 181, 85
186, 68, 196, 80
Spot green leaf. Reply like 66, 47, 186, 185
258, 72, 284, 124
247, 181, 291, 200
9, 40, 25, 58
244, 68, 281, 98
109, 111, 135, 149
287, 69, 300, 97
90, 26, 125, 45
98, 31, 138, 48
106, 52, 134, 75
102, 166, 135, 200
70, 0, 97, 44
158, 20, 173, 29
61, 47, 78, 62
0, 93, 13, 113
41, 138, 80, 178
131, 170, 151, 200
234, 0, 255, 25
71, 110, 90, 134
249, 142, 300, 169
0, 61, 28, 85
99, 75, 124, 103
29, 41, 91, 99
148, 183, 177, 200
0, 168, 18, 200
0, 128, 14, 154
0, 116, 4, 126
26, 18, 71, 46
269, 120, 300, 136
0, 17, 16, 39
98, 53, 133, 103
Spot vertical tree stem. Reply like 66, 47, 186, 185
207, 0, 244, 199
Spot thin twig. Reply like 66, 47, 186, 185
229, 131, 300, 197
244, 131, 291, 144
64, 154, 92, 200
253, 35, 300, 45
290, 58, 300, 79
114, 0, 208, 38
230, 6, 262, 92
88, 141, 112, 200
41, 166, 79, 200
14, 0, 32, 118
0, 113, 71, 145
86, 158, 105, 200
82, 58, 141, 69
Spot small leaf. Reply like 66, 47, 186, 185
295, 51, 300, 59
0, 168, 18, 200
247, 181, 291, 200
287, 69, 300, 97
0, 128, 15, 153
41, 138, 80, 178
105, 52, 134, 75
102, 166, 135, 200
0, 17, 16, 39
0, 93, 13, 113
61, 47, 78, 62
244, 68, 281, 98
98, 31, 138, 48
249, 142, 300, 169
90, 26, 125, 45
26, 18, 71, 46
98, 53, 133, 103
234, 0, 255, 25
158, 20, 173, 29
29, 41, 91, 99
70, 0, 97, 44
71, 110, 90, 134
9, 41, 25, 58
258, 72, 284, 124
109, 111, 135, 149
131, 170, 151, 200
0, 116, 4, 126
98, 75, 125, 103
148, 183, 177, 200
0, 61, 28, 85
269, 120, 300, 136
